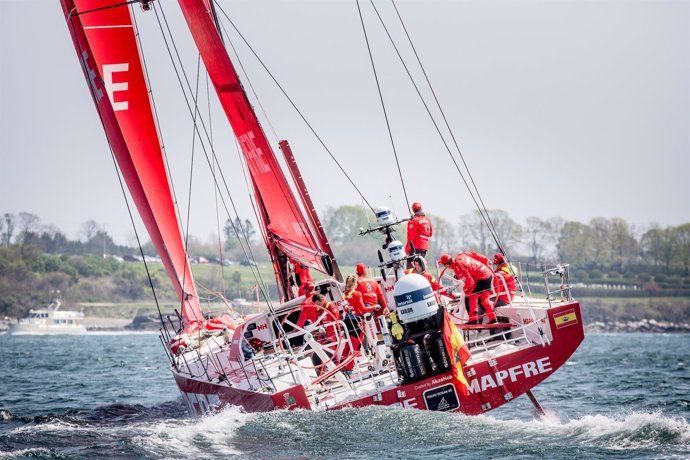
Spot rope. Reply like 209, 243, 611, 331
132, 6, 199, 322
153, 2, 277, 316
211, 1, 374, 212
389, 0, 508, 256
180, 54, 201, 300
64, 0, 166, 331
355, 0, 410, 214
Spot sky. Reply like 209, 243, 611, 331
1, 0, 689, 246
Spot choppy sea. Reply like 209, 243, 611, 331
0, 332, 688, 459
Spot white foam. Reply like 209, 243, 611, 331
0, 447, 54, 458
478, 411, 690, 449
130, 405, 251, 457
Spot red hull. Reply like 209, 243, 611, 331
173, 302, 583, 415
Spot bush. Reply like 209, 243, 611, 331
573, 269, 589, 280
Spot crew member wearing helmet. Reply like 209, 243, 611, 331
407, 256, 461, 302
355, 263, 389, 320
439, 253, 497, 324
405, 256, 441, 292
493, 253, 518, 307
405, 202, 433, 266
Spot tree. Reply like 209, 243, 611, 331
458, 209, 522, 256
427, 213, 456, 257
524, 217, 551, 263
589, 217, 612, 268
609, 218, 639, 271
80, 220, 100, 243
322, 205, 373, 245
641, 224, 664, 268
557, 221, 596, 268
16, 212, 41, 246
676, 223, 690, 276
2, 213, 15, 246
658, 227, 678, 275
321, 205, 384, 265
244, 219, 256, 242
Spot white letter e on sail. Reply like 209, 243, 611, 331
103, 63, 129, 111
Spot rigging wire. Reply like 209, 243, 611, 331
218, 21, 280, 143
208, 73, 228, 296
366, 0, 507, 255
64, 5, 167, 332
211, 0, 375, 212
355, 0, 410, 213
389, 0, 508, 255
153, 3, 278, 314
154, 4, 266, 264
212, 16, 320, 256
180, 54, 202, 301
132, 7, 202, 318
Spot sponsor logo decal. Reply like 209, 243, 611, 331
423, 384, 459, 411
394, 286, 433, 307
554, 309, 578, 329
283, 392, 297, 407
467, 357, 553, 394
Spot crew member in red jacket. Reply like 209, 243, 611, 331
355, 263, 389, 320
405, 202, 433, 263
493, 253, 517, 306
298, 278, 315, 298
439, 252, 497, 324
405, 256, 441, 292
341, 274, 371, 373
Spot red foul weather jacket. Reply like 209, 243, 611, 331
405, 213, 433, 254
450, 254, 493, 293
345, 289, 375, 316
356, 276, 388, 310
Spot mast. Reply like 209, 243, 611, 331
60, 0, 204, 330
279, 140, 342, 282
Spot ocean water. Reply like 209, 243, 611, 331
0, 332, 688, 459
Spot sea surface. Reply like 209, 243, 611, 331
0, 332, 688, 459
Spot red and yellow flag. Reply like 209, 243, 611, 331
443, 309, 471, 396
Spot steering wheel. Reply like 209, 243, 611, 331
279, 303, 343, 371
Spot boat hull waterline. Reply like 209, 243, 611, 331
172, 302, 583, 415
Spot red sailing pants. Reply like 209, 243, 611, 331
465, 276, 497, 322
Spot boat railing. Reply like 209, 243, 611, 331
541, 263, 572, 305
464, 318, 550, 357
268, 316, 355, 386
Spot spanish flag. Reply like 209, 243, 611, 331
443, 309, 471, 396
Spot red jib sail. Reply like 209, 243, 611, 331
177, 0, 332, 290
60, 0, 204, 330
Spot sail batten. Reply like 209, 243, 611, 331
61, 0, 203, 329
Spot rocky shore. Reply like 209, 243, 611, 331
585, 318, 690, 333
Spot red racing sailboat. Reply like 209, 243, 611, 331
60, 0, 584, 416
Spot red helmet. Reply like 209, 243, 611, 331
494, 253, 506, 265
439, 254, 452, 265
411, 202, 422, 212
356, 263, 367, 275
302, 280, 314, 291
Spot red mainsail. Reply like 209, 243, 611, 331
177, 0, 332, 294
60, 0, 204, 329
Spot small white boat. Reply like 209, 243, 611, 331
9, 301, 87, 335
